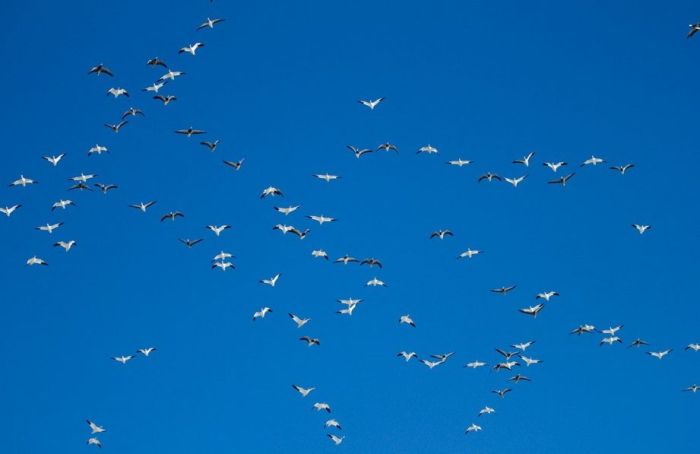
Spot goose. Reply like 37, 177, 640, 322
206, 224, 231, 236
360, 258, 382, 268
112, 355, 134, 364
300, 336, 320, 346
86, 437, 102, 448
600, 336, 623, 346
513, 152, 535, 167
69, 173, 96, 183
292, 384, 315, 397
543, 161, 567, 172
689, 23, 700, 38
478, 172, 501, 182
417, 144, 438, 154
200, 140, 220, 151
273, 224, 295, 234
88, 145, 108, 156
338, 298, 362, 307
179, 238, 203, 248
491, 285, 516, 295
536, 291, 559, 301
137, 347, 156, 357
223, 159, 245, 171
143, 81, 167, 93
9, 175, 37, 187
397, 351, 417, 362
399, 314, 416, 327
121, 107, 144, 120
347, 145, 373, 158
520, 356, 542, 367
684, 385, 700, 392
548, 172, 575, 186
519, 303, 544, 317
52, 200, 74, 211
158, 70, 185, 81
493, 361, 520, 371
366, 277, 387, 287
86, 420, 106, 434
36, 222, 63, 234
458, 248, 481, 259
632, 224, 651, 234
335, 255, 359, 265
26, 256, 48, 266
306, 215, 336, 224
447, 158, 472, 167
260, 273, 281, 287
212, 251, 233, 261
377, 142, 398, 152
358, 97, 384, 110
88, 64, 113, 76
430, 229, 453, 240
106, 87, 129, 98
327, 434, 344, 445
495, 349, 520, 360
600, 325, 623, 336
325, 419, 342, 430
153, 94, 177, 105
212, 261, 235, 271
512, 341, 535, 351
629, 338, 650, 348
175, 127, 205, 137
504, 175, 527, 187
0, 204, 21, 217
685, 343, 700, 352
253, 307, 272, 320
43, 153, 65, 166
647, 349, 672, 360
314, 173, 340, 182
197, 17, 225, 30
509, 374, 531, 383
570, 324, 596, 335
312, 249, 329, 260
94, 183, 118, 194
431, 352, 455, 363
492, 388, 512, 398
336, 304, 358, 316
478, 406, 495, 416
179, 42, 205, 55
260, 186, 283, 198
610, 164, 635, 175
581, 155, 605, 167
54, 240, 76, 252
68, 183, 91, 192
160, 211, 184, 222
289, 313, 310, 328
289, 227, 310, 239
465, 423, 482, 434
146, 57, 168, 68
419, 359, 444, 369
274, 206, 299, 216
464, 360, 487, 369
129, 201, 156, 212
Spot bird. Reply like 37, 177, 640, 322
289, 313, 311, 328
493, 361, 520, 371
200, 140, 220, 151
179, 238, 203, 248
377, 142, 398, 152
360, 258, 382, 268
478, 407, 495, 417
146, 57, 168, 68
86, 420, 106, 434
366, 277, 387, 287
630, 338, 650, 348
94, 183, 118, 194
68, 183, 92, 191
206, 224, 231, 237
86, 437, 102, 448
273, 224, 295, 235
88, 145, 108, 156
647, 349, 672, 360
689, 23, 700, 38
685, 343, 700, 352
325, 419, 342, 430
69, 173, 96, 183
212, 261, 235, 271
300, 336, 320, 346
106, 87, 129, 98
543, 161, 567, 172
153, 95, 177, 105
512, 341, 535, 351
327, 434, 344, 445
130, 201, 156, 212
464, 360, 487, 369
600, 336, 623, 346
253, 307, 272, 321
292, 384, 315, 397
397, 351, 417, 362
260, 186, 283, 198
197, 17, 225, 30
465, 424, 482, 434
10, 175, 38, 187
509, 374, 531, 383
417, 144, 438, 155
112, 355, 134, 364
54, 240, 76, 252
274, 206, 299, 216
260, 273, 281, 287
88, 64, 113, 76
42, 153, 65, 166
492, 388, 512, 398
548, 172, 575, 186
478, 172, 501, 183
504, 175, 527, 187
519, 303, 545, 317
495, 349, 520, 360
430, 229, 453, 240
26, 256, 48, 266
212, 251, 233, 262
335, 255, 359, 265
632, 224, 651, 234
36, 222, 63, 234
338, 298, 362, 307
312, 249, 329, 260
161, 211, 184, 222
314, 173, 340, 182
536, 291, 559, 301
158, 70, 185, 82
399, 314, 416, 327
581, 155, 605, 167
179, 42, 205, 55
306, 215, 336, 225
347, 145, 373, 158
458, 249, 481, 259
336, 304, 359, 316
419, 359, 444, 369
137, 347, 156, 357
175, 127, 205, 137
447, 158, 472, 167
0, 204, 21, 217
121, 107, 144, 120
143, 81, 167, 94
610, 164, 635, 175
684, 385, 700, 393
491, 285, 516, 295
600, 325, 623, 336
431, 352, 455, 363
223, 159, 245, 171
520, 356, 542, 367
358, 97, 384, 110
513, 152, 535, 166
290, 227, 310, 239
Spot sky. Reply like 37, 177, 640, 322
0, 0, 698, 452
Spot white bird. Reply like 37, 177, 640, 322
465, 360, 487, 369
600, 336, 623, 346
335, 255, 359, 265
104, 120, 128, 133
327, 434, 345, 445
684, 384, 700, 393
447, 158, 472, 167
54, 240, 76, 252
336, 304, 358, 316
260, 273, 281, 287
143, 81, 166, 93
417, 144, 438, 154
689, 23, 700, 38
458, 249, 481, 259
632, 224, 651, 234
179, 42, 205, 55
347, 145, 373, 158
419, 359, 444, 369
112, 355, 134, 364
312, 249, 328, 260
358, 97, 384, 110
512, 341, 535, 351
36, 222, 63, 234
223, 158, 245, 171
213, 251, 233, 262
86, 420, 106, 434
253, 307, 272, 321
137, 347, 156, 357
292, 384, 315, 397
43, 153, 65, 166
377, 142, 398, 152
571, 324, 596, 335
153, 94, 177, 105
274, 205, 299, 216
536, 291, 559, 301
212, 261, 235, 271
610, 163, 635, 175
513, 152, 535, 167
314, 173, 340, 182
197, 17, 225, 30
600, 325, 623, 336
399, 314, 416, 327
519, 303, 544, 317
366, 277, 387, 287
465, 423, 482, 434
325, 419, 342, 430
313, 402, 331, 413
9, 175, 37, 187
306, 215, 336, 224
87, 437, 102, 448
130, 201, 156, 212
397, 351, 417, 362
106, 87, 129, 98
158, 69, 185, 82
69, 173, 96, 183
430, 229, 453, 240
685, 343, 700, 352
26, 256, 47, 266
206, 224, 231, 237
520, 356, 542, 367
478, 407, 495, 417
0, 204, 21, 217
51, 200, 74, 213
581, 155, 605, 166
493, 361, 520, 371
289, 313, 310, 328
647, 349, 672, 360
543, 161, 567, 172
88, 145, 108, 156
504, 175, 527, 187
260, 186, 283, 198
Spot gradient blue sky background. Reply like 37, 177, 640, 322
1, 0, 698, 452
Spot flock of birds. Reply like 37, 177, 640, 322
3, 8, 699, 450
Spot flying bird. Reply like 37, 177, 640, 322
35, 222, 63, 234
610, 164, 635, 175
397, 351, 417, 362
175, 127, 205, 137
325, 419, 342, 430
43, 153, 65, 166
491, 285, 516, 295
504, 175, 527, 187
347, 145, 373, 159
179, 42, 205, 55
200, 140, 220, 151
417, 144, 438, 155
212, 261, 235, 271
465, 360, 487, 369
130, 201, 156, 212
26, 256, 48, 266
158, 70, 185, 82
312, 249, 329, 260
377, 142, 398, 152
179, 238, 203, 248
478, 172, 501, 183
327, 434, 344, 445
260, 186, 283, 198
86, 437, 102, 448
581, 155, 605, 167
94, 183, 118, 194
88, 145, 108, 156
0, 204, 21, 217
206, 224, 231, 236
153, 95, 177, 105
478, 407, 495, 417
112, 355, 134, 364
458, 249, 481, 259
543, 161, 567, 172
106, 87, 129, 98
223, 159, 245, 171
300, 336, 320, 347
161, 211, 184, 222
465, 423, 482, 434
430, 229, 453, 240
447, 158, 472, 167
146, 57, 168, 68
335, 255, 359, 265
399, 314, 416, 327
548, 172, 575, 186
253, 307, 272, 321
86, 420, 106, 434
292, 384, 315, 397
360, 258, 382, 268
629, 338, 650, 348
260, 273, 281, 287
137, 347, 156, 357
274, 206, 299, 216
600, 336, 623, 346
519, 303, 545, 318
358, 97, 384, 110
197, 17, 225, 30
513, 152, 535, 166
689, 23, 700, 38
632, 224, 651, 235
289, 313, 311, 328
647, 349, 672, 360
88, 64, 113, 76
366, 277, 387, 287
10, 175, 38, 187
306, 215, 336, 224
536, 291, 559, 301
54, 240, 77, 252
52, 200, 74, 211
492, 388, 512, 398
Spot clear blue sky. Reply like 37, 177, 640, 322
1, 0, 698, 452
